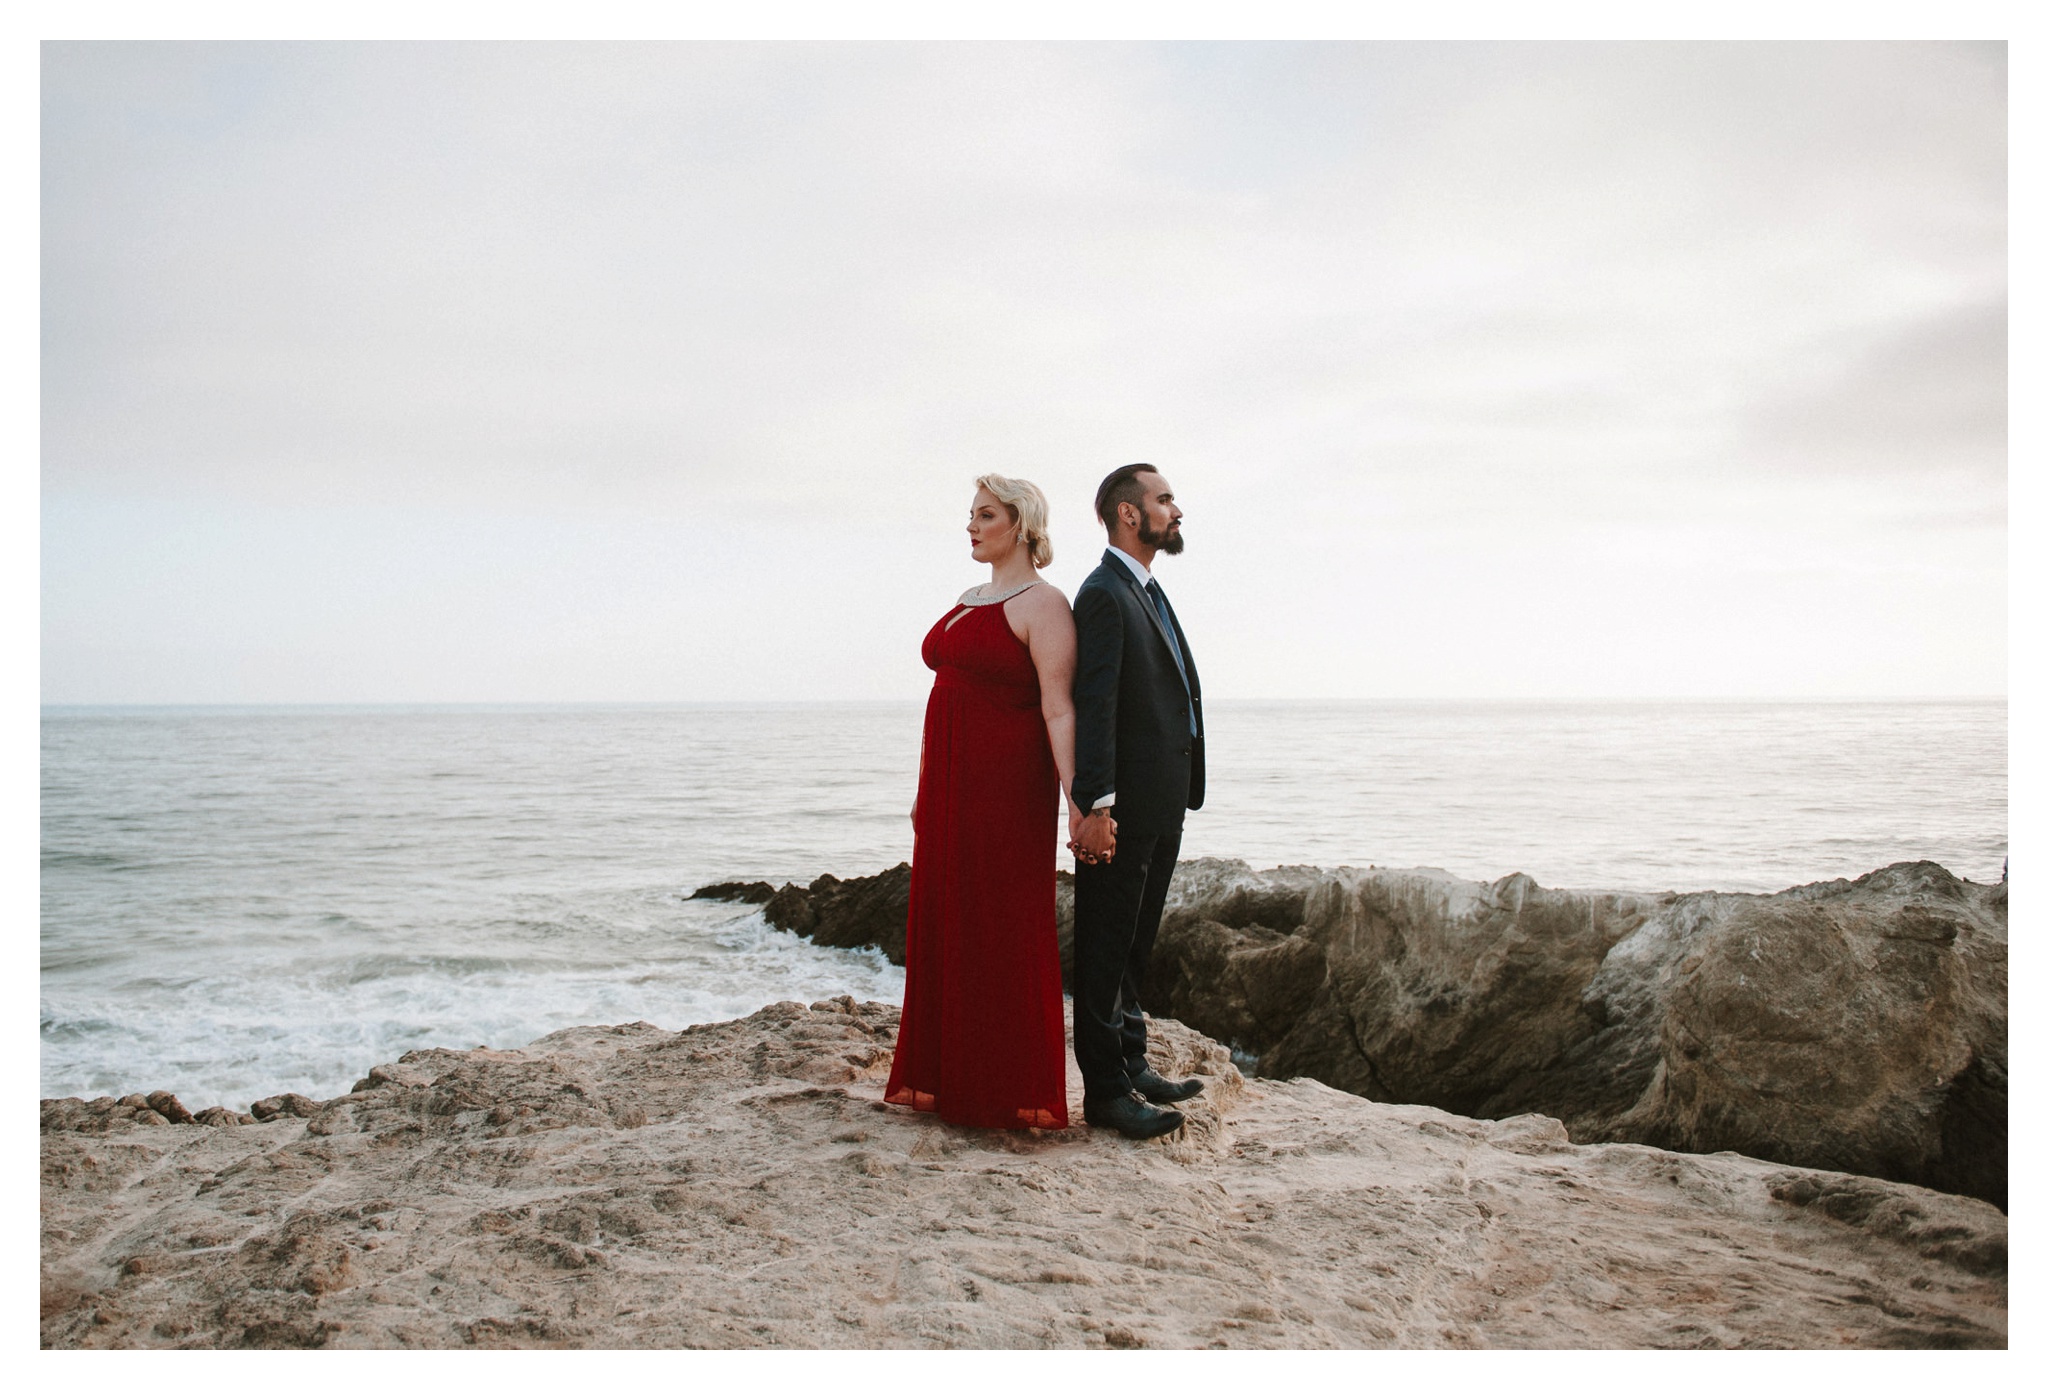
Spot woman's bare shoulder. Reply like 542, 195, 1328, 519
1014, 582, 1071, 622
1006, 581, 1070, 640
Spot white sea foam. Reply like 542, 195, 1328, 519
40, 894, 905, 1112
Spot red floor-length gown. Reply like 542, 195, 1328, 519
883, 594, 1070, 1129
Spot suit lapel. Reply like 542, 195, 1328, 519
1161, 592, 1198, 694
1102, 548, 1191, 697
1103, 547, 1177, 653
1151, 578, 1197, 707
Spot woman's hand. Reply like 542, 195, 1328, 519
1066, 803, 1100, 864
1073, 808, 1117, 865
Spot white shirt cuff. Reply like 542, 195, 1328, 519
1090, 793, 1115, 811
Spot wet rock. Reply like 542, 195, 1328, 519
764, 864, 912, 964
689, 880, 778, 904
748, 863, 1067, 978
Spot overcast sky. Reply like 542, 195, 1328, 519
41, 40, 2006, 703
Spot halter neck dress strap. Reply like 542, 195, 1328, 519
957, 579, 1043, 608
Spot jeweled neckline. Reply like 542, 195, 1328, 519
957, 579, 1042, 607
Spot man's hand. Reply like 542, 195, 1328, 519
1065, 805, 1098, 865
1073, 808, 1117, 865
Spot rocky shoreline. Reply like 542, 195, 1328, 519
42, 857, 2007, 1348
697, 858, 2007, 1209
42, 1000, 2006, 1348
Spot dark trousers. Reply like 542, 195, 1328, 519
1071, 826, 1183, 1101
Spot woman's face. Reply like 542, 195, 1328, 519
966, 487, 1018, 564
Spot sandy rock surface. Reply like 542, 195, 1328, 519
729, 859, 2007, 1207
43, 999, 2003, 1349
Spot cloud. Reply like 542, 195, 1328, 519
1743, 297, 2006, 484
40, 41, 2007, 700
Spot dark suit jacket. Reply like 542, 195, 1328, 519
1071, 548, 1205, 836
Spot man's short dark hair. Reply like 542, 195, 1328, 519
1095, 464, 1159, 530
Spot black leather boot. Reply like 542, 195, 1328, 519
1131, 1068, 1204, 1104
1082, 1091, 1186, 1139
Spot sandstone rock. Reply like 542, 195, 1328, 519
249, 1094, 321, 1122
41, 1099, 110, 1134
350, 1060, 442, 1092
1767, 1171, 2003, 1277
43, 1093, 239, 1133
145, 1092, 193, 1125
1141, 859, 2006, 1209
1620, 865, 2005, 1207
45, 1095, 283, 1135
41, 1002, 2004, 1348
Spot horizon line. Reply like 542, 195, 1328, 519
40, 695, 2010, 711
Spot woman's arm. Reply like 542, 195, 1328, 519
1067, 581, 1121, 815
1013, 587, 1082, 822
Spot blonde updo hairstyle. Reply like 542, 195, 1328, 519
975, 473, 1054, 570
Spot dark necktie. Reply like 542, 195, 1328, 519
1147, 579, 1197, 736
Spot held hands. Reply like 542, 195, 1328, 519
1068, 806, 1117, 866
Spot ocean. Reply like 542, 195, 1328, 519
41, 700, 2006, 1111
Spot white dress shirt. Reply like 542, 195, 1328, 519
1106, 544, 1151, 585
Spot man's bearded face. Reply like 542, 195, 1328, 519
1137, 508, 1183, 554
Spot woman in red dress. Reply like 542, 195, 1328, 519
884, 474, 1090, 1130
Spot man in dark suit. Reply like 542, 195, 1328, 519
1068, 464, 1207, 1140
